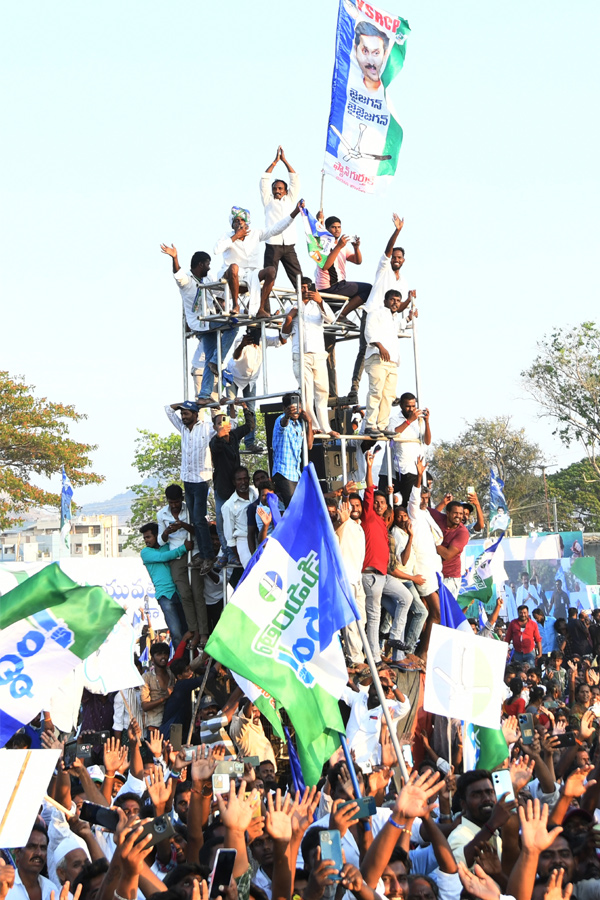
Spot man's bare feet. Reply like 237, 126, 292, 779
256, 308, 271, 318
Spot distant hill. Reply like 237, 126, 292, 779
79, 490, 135, 523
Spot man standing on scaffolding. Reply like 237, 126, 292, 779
213, 201, 303, 318
260, 146, 302, 288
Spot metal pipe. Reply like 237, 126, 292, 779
357, 619, 409, 782
217, 329, 222, 401
261, 319, 268, 395
386, 440, 393, 494
341, 436, 348, 485
553, 497, 559, 532
224, 281, 231, 315
182, 310, 189, 401
296, 274, 309, 467
411, 303, 422, 403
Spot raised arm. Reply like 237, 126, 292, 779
384, 214, 404, 257
160, 243, 180, 274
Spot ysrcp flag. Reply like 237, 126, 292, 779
489, 468, 510, 531
206, 464, 358, 784
300, 206, 336, 269
324, 0, 410, 194
60, 467, 73, 550
459, 533, 506, 613
0, 563, 125, 746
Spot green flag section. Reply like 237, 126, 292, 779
464, 722, 509, 771
458, 533, 505, 613
0, 563, 125, 747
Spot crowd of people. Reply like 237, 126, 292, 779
2, 147, 600, 900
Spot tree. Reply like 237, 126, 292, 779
126, 429, 182, 549
0, 371, 103, 529
126, 411, 269, 550
522, 321, 600, 476
428, 416, 547, 534
547, 458, 600, 532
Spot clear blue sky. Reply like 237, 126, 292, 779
2, 0, 599, 504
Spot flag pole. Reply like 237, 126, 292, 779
0, 752, 31, 836
319, 170, 325, 214
356, 621, 409, 781
186, 656, 212, 746
411, 300, 422, 403
338, 732, 371, 831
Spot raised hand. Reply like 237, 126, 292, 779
51, 883, 83, 900
104, 737, 128, 774
340, 863, 363, 893
380, 723, 398, 768
291, 786, 320, 840
307, 848, 340, 892
0, 859, 15, 900
562, 765, 596, 799
160, 243, 177, 258
393, 769, 443, 820
330, 798, 360, 838
509, 755, 535, 792
128, 718, 143, 745
145, 728, 163, 759
265, 789, 295, 843
518, 799, 559, 854
339, 500, 351, 524
116, 822, 154, 876
392, 214, 404, 231
543, 867, 573, 900
190, 744, 225, 784
41, 731, 64, 752
457, 862, 501, 900
416, 456, 427, 477
579, 708, 598, 741
257, 507, 272, 527
145, 765, 171, 812
473, 842, 502, 878
502, 715, 520, 745
216, 780, 257, 833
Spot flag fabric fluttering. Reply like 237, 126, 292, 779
60, 467, 73, 550
489, 468, 510, 532
438, 576, 472, 633
463, 722, 509, 771
459, 532, 506, 614
300, 206, 336, 269
0, 564, 125, 747
324, 0, 411, 194
205, 464, 358, 785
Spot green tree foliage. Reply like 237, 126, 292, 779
126, 411, 269, 549
522, 321, 600, 476
0, 371, 103, 529
547, 458, 600, 532
428, 417, 546, 533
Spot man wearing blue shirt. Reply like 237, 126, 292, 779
271, 393, 314, 508
140, 522, 191, 648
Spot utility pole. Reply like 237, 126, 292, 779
552, 496, 558, 532
541, 465, 551, 531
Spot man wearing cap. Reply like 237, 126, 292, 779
196, 692, 237, 755
213, 200, 303, 317
222, 327, 287, 453
165, 401, 214, 573
385, 392, 431, 504
271, 392, 314, 508
260, 147, 302, 288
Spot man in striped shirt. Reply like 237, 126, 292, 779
166, 401, 214, 574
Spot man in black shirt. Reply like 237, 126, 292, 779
209, 405, 255, 565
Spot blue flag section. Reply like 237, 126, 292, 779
236, 464, 359, 650
490, 468, 507, 514
60, 467, 73, 549
437, 574, 472, 632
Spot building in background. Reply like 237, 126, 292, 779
0, 514, 136, 561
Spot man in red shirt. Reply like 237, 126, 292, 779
360, 450, 412, 663
428, 501, 469, 598
504, 605, 542, 667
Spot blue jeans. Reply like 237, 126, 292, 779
512, 650, 536, 667
184, 481, 213, 560
362, 572, 412, 663
198, 326, 239, 399
224, 380, 257, 447
157, 592, 188, 648
403, 582, 429, 653
215, 492, 237, 562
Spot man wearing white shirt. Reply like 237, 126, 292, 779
213, 201, 302, 317
165, 402, 214, 573
388, 393, 431, 505
282, 279, 339, 436
260, 146, 302, 287
328, 496, 367, 666
341, 670, 410, 769
364, 289, 403, 437
222, 326, 286, 453
160, 245, 238, 402
7, 826, 59, 900
347, 214, 415, 402
157, 483, 207, 645
516, 571, 542, 613
221, 467, 257, 568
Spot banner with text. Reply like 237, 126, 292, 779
324, 0, 410, 194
